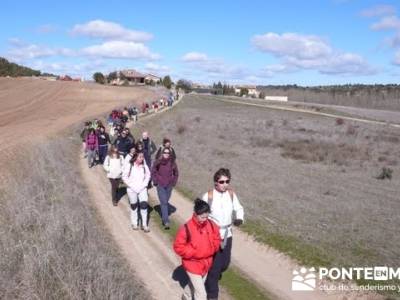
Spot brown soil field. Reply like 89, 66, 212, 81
131, 94, 400, 271
0, 77, 162, 176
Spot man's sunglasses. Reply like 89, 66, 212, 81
217, 180, 230, 184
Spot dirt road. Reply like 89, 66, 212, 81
79, 97, 383, 300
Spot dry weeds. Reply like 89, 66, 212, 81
132, 94, 400, 268
0, 133, 149, 300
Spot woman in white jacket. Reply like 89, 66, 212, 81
122, 152, 151, 232
103, 146, 124, 206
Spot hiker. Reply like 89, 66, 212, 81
151, 147, 179, 229
114, 129, 134, 157
122, 152, 151, 232
124, 128, 135, 145
155, 137, 176, 162
85, 128, 99, 168
139, 131, 157, 168
124, 146, 137, 167
202, 168, 244, 300
97, 125, 110, 164
80, 121, 90, 158
103, 146, 124, 206
131, 106, 139, 124
173, 199, 221, 300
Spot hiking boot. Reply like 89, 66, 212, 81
164, 223, 170, 230
143, 226, 150, 233
131, 224, 139, 230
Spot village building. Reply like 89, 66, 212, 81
145, 73, 161, 85
110, 69, 146, 85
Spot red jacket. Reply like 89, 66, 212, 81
173, 214, 221, 276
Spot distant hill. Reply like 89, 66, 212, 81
0, 57, 41, 77
258, 84, 400, 111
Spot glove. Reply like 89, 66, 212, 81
233, 219, 243, 226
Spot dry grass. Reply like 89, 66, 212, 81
0, 132, 149, 299
132, 94, 400, 269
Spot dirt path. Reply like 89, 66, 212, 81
80, 96, 383, 300
79, 157, 232, 299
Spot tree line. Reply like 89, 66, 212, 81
0, 57, 41, 77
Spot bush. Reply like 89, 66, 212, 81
93, 72, 105, 84
336, 118, 345, 126
376, 167, 393, 180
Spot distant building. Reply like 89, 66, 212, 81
111, 69, 146, 85
234, 85, 259, 97
145, 74, 161, 84
264, 96, 288, 102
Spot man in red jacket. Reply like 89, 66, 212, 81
174, 199, 221, 300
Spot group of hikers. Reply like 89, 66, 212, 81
80, 98, 244, 300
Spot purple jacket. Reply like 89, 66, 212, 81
151, 158, 179, 187
85, 133, 99, 151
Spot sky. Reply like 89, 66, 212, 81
2, 0, 400, 85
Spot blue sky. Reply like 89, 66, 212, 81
2, 0, 400, 85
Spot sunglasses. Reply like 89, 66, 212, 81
163, 152, 170, 154
217, 180, 230, 184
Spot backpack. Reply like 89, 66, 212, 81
184, 219, 215, 243
207, 189, 234, 208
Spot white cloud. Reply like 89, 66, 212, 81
360, 5, 396, 18
393, 51, 400, 65
252, 33, 332, 60
371, 15, 400, 31
181, 51, 247, 79
252, 32, 376, 76
7, 43, 76, 62
181, 52, 208, 62
71, 20, 153, 42
144, 62, 171, 74
81, 41, 160, 60
29, 59, 108, 77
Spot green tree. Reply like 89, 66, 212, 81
162, 75, 172, 89
176, 79, 192, 92
240, 88, 249, 97
93, 72, 105, 84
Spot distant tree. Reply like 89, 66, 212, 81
176, 79, 192, 92
0, 57, 41, 77
162, 75, 172, 89
240, 88, 249, 97
93, 72, 105, 84
107, 71, 118, 83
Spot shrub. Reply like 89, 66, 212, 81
376, 167, 393, 180
336, 118, 345, 126
177, 124, 186, 134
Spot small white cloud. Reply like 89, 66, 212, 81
71, 20, 153, 42
7, 41, 76, 62
182, 52, 208, 62
144, 62, 171, 74
360, 5, 396, 18
81, 40, 160, 60
393, 51, 400, 65
371, 15, 400, 31
8, 44, 56, 61
252, 32, 376, 76
251, 32, 332, 60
